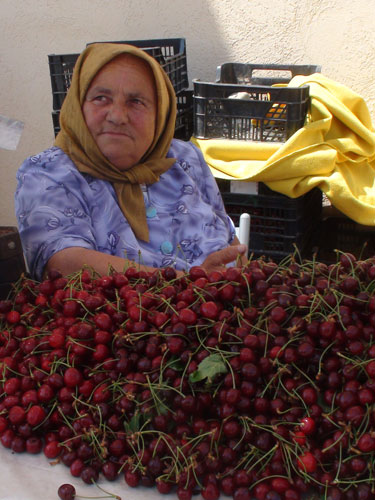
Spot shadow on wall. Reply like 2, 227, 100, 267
46, 0, 232, 139
43, 0, 231, 87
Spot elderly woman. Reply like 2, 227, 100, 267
15, 43, 246, 281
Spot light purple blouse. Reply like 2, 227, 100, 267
15, 139, 235, 281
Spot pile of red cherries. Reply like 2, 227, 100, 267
1, 253, 375, 500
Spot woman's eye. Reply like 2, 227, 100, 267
131, 98, 145, 106
94, 95, 108, 102
86, 94, 110, 104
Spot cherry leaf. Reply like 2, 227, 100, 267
189, 353, 227, 383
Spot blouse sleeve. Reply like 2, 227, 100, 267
15, 149, 98, 281
183, 141, 236, 241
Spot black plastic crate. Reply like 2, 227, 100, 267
314, 213, 375, 263
193, 79, 310, 142
52, 88, 194, 141
0, 227, 26, 299
216, 63, 321, 86
222, 188, 322, 261
52, 111, 60, 137
174, 90, 193, 141
88, 38, 188, 95
48, 38, 188, 111
48, 53, 80, 111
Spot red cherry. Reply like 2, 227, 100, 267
201, 482, 220, 500
271, 477, 291, 494
189, 266, 207, 281
219, 283, 235, 302
124, 469, 140, 488
6, 310, 21, 324
94, 312, 112, 330
44, 440, 61, 459
178, 308, 197, 325
270, 305, 287, 324
64, 367, 83, 388
293, 430, 307, 446
366, 360, 375, 378
357, 433, 375, 453
297, 452, 317, 473
27, 405, 47, 427
58, 483, 76, 500
8, 405, 26, 425
299, 417, 316, 435
200, 301, 219, 320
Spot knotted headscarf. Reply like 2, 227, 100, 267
55, 42, 177, 242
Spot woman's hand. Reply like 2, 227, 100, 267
200, 243, 247, 274
46, 243, 248, 281
45, 247, 159, 279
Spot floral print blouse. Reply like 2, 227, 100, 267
15, 139, 234, 281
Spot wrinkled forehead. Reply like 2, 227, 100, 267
79, 44, 160, 102
86, 53, 155, 89
100, 53, 155, 83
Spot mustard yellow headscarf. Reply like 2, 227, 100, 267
54, 42, 177, 242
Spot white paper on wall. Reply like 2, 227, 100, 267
0, 114, 24, 151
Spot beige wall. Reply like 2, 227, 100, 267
1, 0, 374, 226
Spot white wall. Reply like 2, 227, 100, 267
1, 0, 374, 226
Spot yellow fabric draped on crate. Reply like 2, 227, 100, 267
191, 73, 375, 226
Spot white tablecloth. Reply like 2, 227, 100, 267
0, 444, 193, 500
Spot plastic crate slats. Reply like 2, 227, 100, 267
316, 216, 375, 263
194, 63, 320, 143
221, 189, 322, 258
48, 38, 188, 111
193, 80, 309, 142
48, 54, 79, 106
104, 38, 185, 57
194, 81, 308, 100
216, 63, 321, 86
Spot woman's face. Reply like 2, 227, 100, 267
83, 54, 157, 171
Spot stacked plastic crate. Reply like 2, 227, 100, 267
0, 227, 26, 299
48, 38, 193, 141
315, 207, 375, 263
192, 63, 323, 262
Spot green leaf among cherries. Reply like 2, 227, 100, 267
189, 353, 228, 383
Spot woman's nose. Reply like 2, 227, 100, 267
106, 104, 128, 125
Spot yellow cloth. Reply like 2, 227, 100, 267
55, 43, 177, 242
192, 73, 375, 226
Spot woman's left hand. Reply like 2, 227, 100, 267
200, 243, 247, 274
